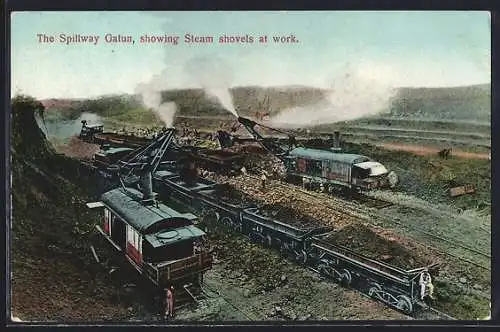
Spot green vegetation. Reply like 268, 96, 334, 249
432, 280, 490, 320
389, 84, 490, 122
344, 142, 491, 212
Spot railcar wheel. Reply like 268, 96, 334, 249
295, 250, 308, 265
233, 221, 243, 233
396, 295, 413, 315
388, 171, 399, 188
220, 216, 234, 228
341, 269, 352, 286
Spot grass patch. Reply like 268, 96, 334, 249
431, 280, 490, 320
344, 142, 491, 211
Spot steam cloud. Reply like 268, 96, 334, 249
268, 63, 396, 128
184, 56, 239, 117
135, 81, 177, 128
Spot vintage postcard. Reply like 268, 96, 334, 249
9, 11, 491, 323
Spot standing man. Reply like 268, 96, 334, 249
164, 286, 175, 320
419, 268, 435, 300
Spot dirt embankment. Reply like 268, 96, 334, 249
11, 96, 132, 321
52, 136, 101, 160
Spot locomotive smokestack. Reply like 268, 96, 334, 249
140, 170, 155, 205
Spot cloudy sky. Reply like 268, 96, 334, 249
11, 11, 491, 99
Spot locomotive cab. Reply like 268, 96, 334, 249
352, 161, 390, 189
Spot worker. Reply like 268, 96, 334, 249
319, 183, 325, 193
241, 166, 247, 176
419, 268, 435, 300
164, 285, 175, 320
261, 172, 267, 190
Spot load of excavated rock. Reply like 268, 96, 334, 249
204, 173, 439, 271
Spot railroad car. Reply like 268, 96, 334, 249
93, 147, 135, 168
150, 171, 430, 315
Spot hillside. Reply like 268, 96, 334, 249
388, 84, 490, 122
10, 96, 130, 321
44, 83, 489, 125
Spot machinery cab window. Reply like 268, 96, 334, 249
126, 225, 142, 264
305, 159, 323, 177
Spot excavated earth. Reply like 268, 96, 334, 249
12, 104, 490, 322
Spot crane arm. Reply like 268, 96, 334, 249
114, 128, 176, 180
237, 117, 295, 157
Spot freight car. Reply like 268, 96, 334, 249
151, 172, 432, 315
233, 117, 399, 192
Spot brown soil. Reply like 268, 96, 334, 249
378, 143, 490, 160
53, 136, 100, 160
211, 183, 256, 206
323, 223, 434, 270
257, 202, 325, 230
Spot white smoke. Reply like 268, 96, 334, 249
268, 62, 396, 128
184, 56, 238, 117
135, 81, 177, 128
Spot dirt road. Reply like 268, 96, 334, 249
377, 143, 491, 160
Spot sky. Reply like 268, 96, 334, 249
11, 11, 491, 99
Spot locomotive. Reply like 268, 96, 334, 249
235, 117, 399, 191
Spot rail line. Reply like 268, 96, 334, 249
292, 183, 491, 271
230, 174, 490, 271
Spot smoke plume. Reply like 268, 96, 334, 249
135, 82, 177, 128
268, 62, 396, 128
184, 56, 238, 117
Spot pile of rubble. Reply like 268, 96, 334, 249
322, 223, 435, 269
224, 175, 354, 229
257, 202, 325, 230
